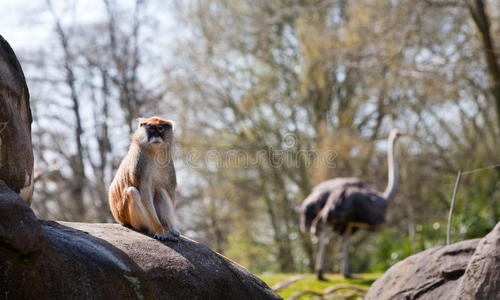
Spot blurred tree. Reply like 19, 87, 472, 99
29, 0, 165, 221
16, 0, 500, 274
168, 0, 500, 273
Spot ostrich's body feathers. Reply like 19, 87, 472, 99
300, 177, 387, 235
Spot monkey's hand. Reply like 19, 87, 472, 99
153, 233, 179, 242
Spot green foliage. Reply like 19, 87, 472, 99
259, 273, 380, 299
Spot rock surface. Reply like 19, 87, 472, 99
365, 238, 479, 300
0, 192, 281, 299
0, 36, 41, 264
0, 180, 43, 254
0, 34, 34, 204
365, 222, 500, 300
455, 222, 500, 299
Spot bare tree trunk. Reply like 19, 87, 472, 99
103, 0, 143, 133
207, 198, 225, 253
468, 0, 500, 136
47, 0, 86, 219
262, 192, 288, 271
87, 68, 113, 221
271, 167, 297, 272
260, 173, 295, 272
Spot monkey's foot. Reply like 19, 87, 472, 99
169, 228, 180, 237
153, 233, 179, 242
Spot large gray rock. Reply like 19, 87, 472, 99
455, 222, 500, 299
365, 222, 500, 300
0, 202, 281, 299
0, 180, 43, 253
365, 238, 479, 300
0, 36, 41, 261
0, 34, 34, 204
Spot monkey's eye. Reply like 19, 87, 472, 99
163, 123, 172, 130
157, 126, 164, 132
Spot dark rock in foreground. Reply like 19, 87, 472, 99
0, 34, 34, 204
365, 222, 500, 300
0, 181, 42, 254
0, 187, 280, 300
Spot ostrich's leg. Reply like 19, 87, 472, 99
315, 227, 331, 281
341, 224, 353, 278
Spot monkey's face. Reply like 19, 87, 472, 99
141, 123, 173, 146
135, 117, 174, 147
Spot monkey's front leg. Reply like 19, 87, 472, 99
156, 189, 181, 239
139, 189, 175, 241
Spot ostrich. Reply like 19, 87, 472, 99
300, 128, 402, 280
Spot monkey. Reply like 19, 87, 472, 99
109, 116, 180, 241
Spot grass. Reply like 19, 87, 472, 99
258, 273, 381, 299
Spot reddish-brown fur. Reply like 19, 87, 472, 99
144, 117, 171, 125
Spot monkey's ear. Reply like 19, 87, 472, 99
136, 117, 147, 127
165, 120, 175, 130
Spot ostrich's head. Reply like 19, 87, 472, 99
389, 128, 403, 141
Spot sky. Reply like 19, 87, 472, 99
0, 0, 183, 169
1, 0, 197, 221
1, 0, 178, 53
1, 1, 52, 49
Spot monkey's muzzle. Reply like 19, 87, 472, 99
149, 137, 163, 144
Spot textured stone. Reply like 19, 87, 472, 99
0, 181, 43, 253
455, 222, 500, 299
366, 222, 500, 300
365, 238, 479, 300
0, 220, 281, 300
0, 34, 34, 204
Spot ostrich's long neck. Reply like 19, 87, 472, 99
382, 136, 398, 201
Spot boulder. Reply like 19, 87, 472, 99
365, 222, 500, 300
0, 34, 34, 204
365, 238, 479, 300
0, 214, 281, 299
455, 222, 500, 299
0, 181, 43, 253
0, 36, 41, 259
